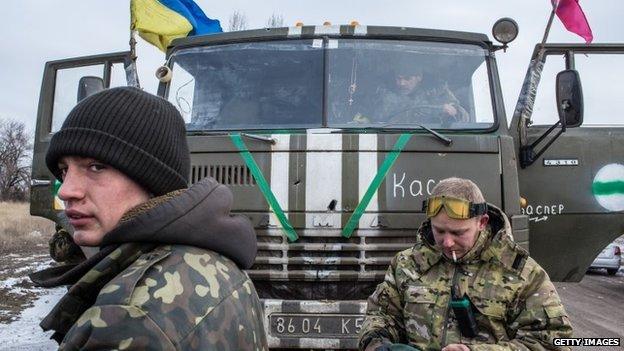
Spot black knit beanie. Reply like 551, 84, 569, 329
46, 87, 190, 196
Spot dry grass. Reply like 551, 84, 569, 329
0, 202, 54, 253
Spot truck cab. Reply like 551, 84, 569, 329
30, 24, 624, 349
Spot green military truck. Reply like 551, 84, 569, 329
30, 21, 624, 349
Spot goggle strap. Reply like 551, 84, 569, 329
470, 203, 488, 217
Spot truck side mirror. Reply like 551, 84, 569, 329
520, 69, 583, 168
77, 76, 104, 103
556, 69, 583, 128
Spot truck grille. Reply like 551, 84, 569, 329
190, 164, 256, 186
248, 230, 417, 282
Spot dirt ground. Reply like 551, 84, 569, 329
0, 245, 53, 324
556, 269, 624, 340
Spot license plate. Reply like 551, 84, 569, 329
269, 314, 365, 338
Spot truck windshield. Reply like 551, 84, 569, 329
168, 39, 494, 131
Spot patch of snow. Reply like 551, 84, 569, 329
11, 266, 32, 275
1, 259, 54, 284
0, 287, 65, 350
30, 260, 55, 273
0, 277, 24, 289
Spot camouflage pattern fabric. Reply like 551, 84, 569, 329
374, 84, 469, 125
59, 244, 267, 350
38, 242, 155, 342
359, 205, 572, 351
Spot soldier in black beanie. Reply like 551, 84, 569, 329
31, 87, 267, 350
46, 86, 190, 197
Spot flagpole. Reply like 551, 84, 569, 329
127, 0, 141, 89
125, 30, 142, 88
537, 2, 558, 60
514, 1, 559, 146
130, 30, 138, 62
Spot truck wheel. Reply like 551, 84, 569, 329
607, 268, 618, 275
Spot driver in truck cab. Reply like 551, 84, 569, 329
359, 177, 572, 351
370, 66, 469, 125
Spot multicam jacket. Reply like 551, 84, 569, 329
31, 177, 268, 350
359, 205, 573, 351
374, 83, 469, 125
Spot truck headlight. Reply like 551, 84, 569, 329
492, 17, 519, 45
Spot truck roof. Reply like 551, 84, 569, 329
169, 25, 493, 51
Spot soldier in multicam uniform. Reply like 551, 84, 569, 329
359, 177, 572, 351
374, 67, 469, 125
30, 87, 268, 350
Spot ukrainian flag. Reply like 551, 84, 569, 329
131, 0, 222, 52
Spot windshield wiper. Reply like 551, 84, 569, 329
185, 130, 276, 144
241, 133, 276, 144
378, 123, 452, 146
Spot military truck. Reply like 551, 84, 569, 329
30, 21, 624, 349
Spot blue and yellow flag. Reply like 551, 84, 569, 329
131, 0, 222, 52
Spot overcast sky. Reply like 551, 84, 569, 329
2, 0, 623, 134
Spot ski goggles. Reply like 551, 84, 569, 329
422, 196, 488, 219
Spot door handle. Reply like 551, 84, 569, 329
31, 179, 51, 187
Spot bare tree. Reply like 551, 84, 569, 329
228, 11, 248, 32
266, 13, 284, 28
0, 118, 31, 201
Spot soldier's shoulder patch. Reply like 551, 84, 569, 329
397, 247, 414, 260
518, 256, 541, 281
395, 247, 422, 270
496, 235, 529, 276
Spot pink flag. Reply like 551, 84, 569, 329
552, 0, 593, 43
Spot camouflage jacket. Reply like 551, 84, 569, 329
33, 178, 268, 350
374, 83, 469, 124
359, 205, 572, 351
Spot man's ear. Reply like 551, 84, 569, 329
477, 214, 489, 230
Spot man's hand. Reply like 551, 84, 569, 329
443, 103, 457, 117
441, 344, 470, 351
353, 113, 371, 123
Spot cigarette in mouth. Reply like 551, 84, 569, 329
452, 251, 457, 262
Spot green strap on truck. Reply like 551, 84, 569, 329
230, 133, 299, 242
342, 133, 413, 238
